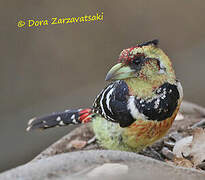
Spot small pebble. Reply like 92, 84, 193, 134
69, 140, 87, 149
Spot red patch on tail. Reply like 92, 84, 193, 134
78, 108, 92, 123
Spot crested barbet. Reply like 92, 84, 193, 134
27, 40, 183, 152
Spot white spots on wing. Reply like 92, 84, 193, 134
140, 99, 144, 104
133, 85, 170, 117
161, 94, 166, 99
139, 86, 169, 112
157, 88, 161, 93
161, 88, 167, 99
56, 116, 61, 121
156, 87, 167, 100
154, 98, 160, 109
147, 98, 152, 103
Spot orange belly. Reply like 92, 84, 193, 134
122, 106, 179, 150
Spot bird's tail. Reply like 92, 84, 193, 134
26, 108, 94, 131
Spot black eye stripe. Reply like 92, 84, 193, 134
129, 57, 162, 72
128, 54, 145, 71
131, 54, 145, 64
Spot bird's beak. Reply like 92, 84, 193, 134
105, 63, 135, 81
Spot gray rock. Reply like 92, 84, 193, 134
0, 150, 204, 180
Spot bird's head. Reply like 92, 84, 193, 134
105, 40, 176, 86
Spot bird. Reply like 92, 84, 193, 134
27, 39, 183, 152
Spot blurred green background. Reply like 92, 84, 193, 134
1, 0, 205, 172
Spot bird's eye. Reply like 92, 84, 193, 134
132, 58, 141, 66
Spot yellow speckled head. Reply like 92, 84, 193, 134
106, 40, 176, 97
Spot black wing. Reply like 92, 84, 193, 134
134, 82, 180, 121
93, 80, 181, 128
93, 80, 135, 127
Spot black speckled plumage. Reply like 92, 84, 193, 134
135, 83, 180, 121
93, 81, 180, 127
